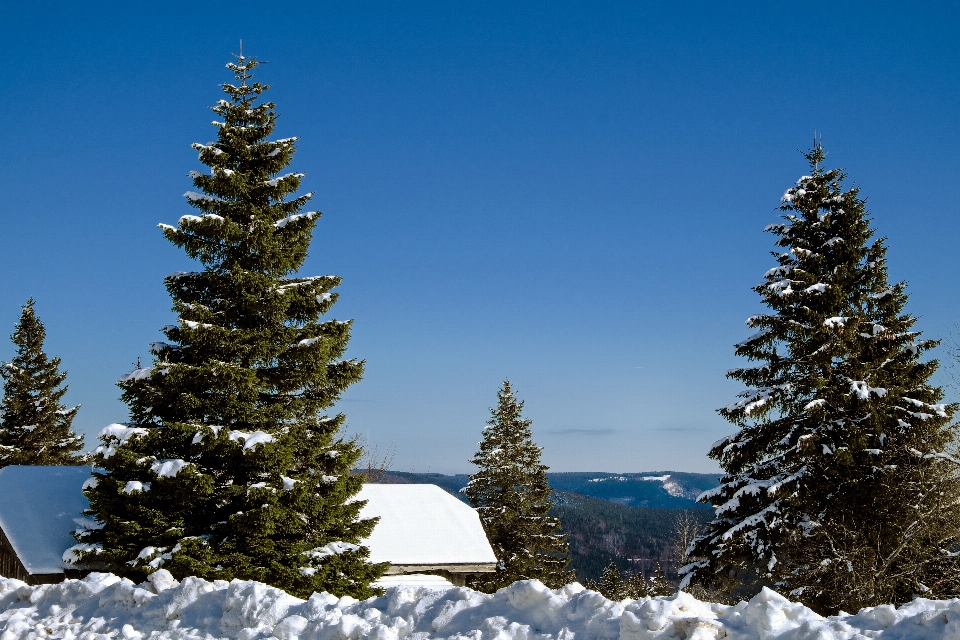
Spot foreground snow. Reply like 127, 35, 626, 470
1, 572, 959, 639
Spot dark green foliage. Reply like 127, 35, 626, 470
0, 299, 83, 466
71, 55, 385, 598
464, 381, 575, 591
683, 146, 960, 614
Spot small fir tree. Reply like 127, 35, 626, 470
646, 563, 672, 597
626, 571, 650, 599
463, 380, 575, 592
69, 54, 386, 598
597, 562, 629, 600
681, 146, 960, 614
0, 299, 83, 466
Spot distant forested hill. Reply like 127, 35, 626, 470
378, 471, 720, 509
550, 491, 712, 582
369, 471, 721, 582
547, 472, 720, 509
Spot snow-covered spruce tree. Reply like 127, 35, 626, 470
69, 55, 386, 598
0, 299, 83, 466
680, 146, 960, 614
463, 380, 575, 592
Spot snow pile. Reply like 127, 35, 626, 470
1, 573, 960, 639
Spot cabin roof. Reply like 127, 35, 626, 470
357, 484, 498, 566
0, 466, 91, 575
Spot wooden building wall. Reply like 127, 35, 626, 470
0, 525, 30, 582
0, 526, 66, 585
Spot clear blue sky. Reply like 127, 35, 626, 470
1, 2, 958, 473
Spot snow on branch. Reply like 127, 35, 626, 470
725, 384, 790, 415
763, 266, 793, 278
849, 380, 887, 400
184, 191, 223, 204
117, 368, 153, 383
765, 280, 794, 296
274, 211, 318, 229
901, 397, 949, 418
122, 481, 151, 494
191, 143, 224, 156
179, 214, 225, 225
96, 424, 149, 459
303, 542, 359, 561
62, 543, 101, 567
721, 501, 782, 541
870, 287, 897, 300
151, 459, 190, 478
191, 425, 223, 444
263, 172, 305, 187
227, 430, 274, 450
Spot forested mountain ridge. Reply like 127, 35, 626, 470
376, 471, 720, 509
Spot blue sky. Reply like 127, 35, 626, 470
1, 2, 958, 473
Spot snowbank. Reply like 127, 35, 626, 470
1, 572, 959, 639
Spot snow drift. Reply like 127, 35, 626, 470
1, 572, 959, 639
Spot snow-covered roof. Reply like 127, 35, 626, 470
0, 466, 91, 575
357, 484, 497, 566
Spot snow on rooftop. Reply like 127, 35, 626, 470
0, 466, 91, 574
357, 484, 497, 566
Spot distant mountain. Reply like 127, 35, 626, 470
375, 470, 721, 509
547, 472, 721, 509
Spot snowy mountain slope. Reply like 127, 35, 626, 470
0, 571, 957, 639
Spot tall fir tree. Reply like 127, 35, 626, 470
463, 380, 575, 592
0, 299, 83, 466
69, 55, 386, 598
680, 146, 960, 614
